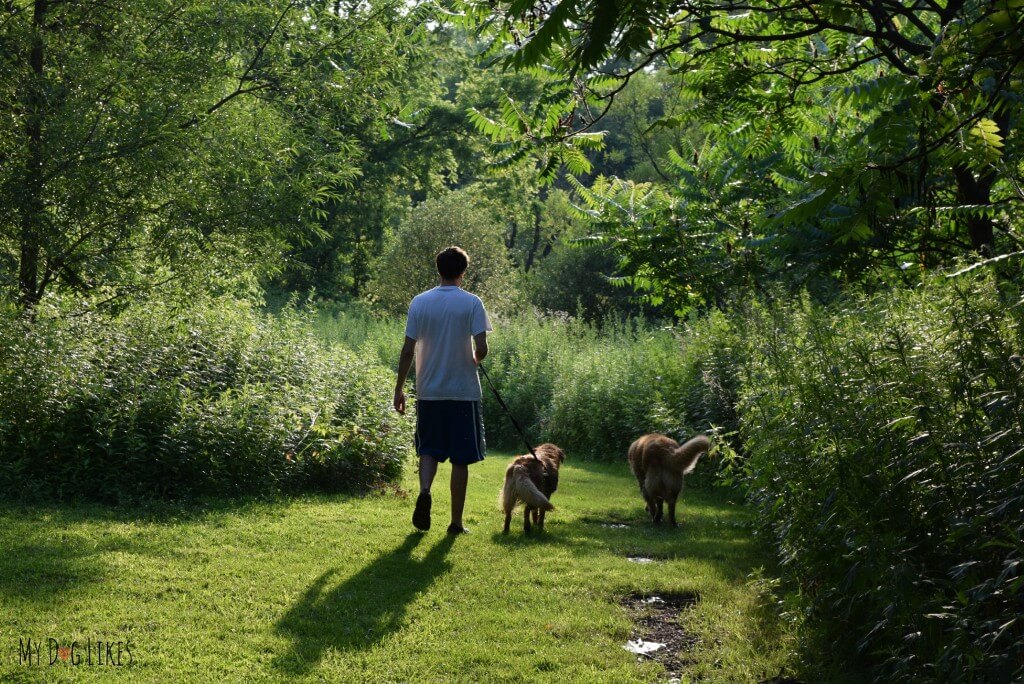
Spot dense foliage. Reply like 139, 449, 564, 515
433, 8, 1024, 673
0, 0, 442, 309
0, 298, 411, 502
366, 189, 521, 315
735, 273, 1024, 680
463, 0, 1024, 313
2, 0, 1023, 678
315, 307, 733, 459
321, 269, 1024, 679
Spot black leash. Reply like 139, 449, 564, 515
478, 364, 537, 458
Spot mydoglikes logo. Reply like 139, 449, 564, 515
18, 637, 133, 667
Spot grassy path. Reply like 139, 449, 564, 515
0, 455, 794, 682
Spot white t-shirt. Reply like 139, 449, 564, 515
404, 286, 493, 401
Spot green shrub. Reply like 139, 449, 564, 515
312, 301, 404, 370
737, 274, 1024, 681
0, 298, 412, 502
523, 238, 639, 322
365, 189, 523, 316
672, 309, 749, 436
314, 303, 724, 459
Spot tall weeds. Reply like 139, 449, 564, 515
738, 275, 1024, 680
0, 298, 411, 502
313, 309, 727, 458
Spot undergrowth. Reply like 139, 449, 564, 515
0, 297, 411, 502
736, 273, 1024, 681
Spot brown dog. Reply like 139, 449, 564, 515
627, 433, 709, 526
500, 443, 565, 534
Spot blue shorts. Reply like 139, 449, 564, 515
415, 400, 486, 465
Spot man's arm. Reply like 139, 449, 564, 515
473, 331, 488, 366
394, 336, 416, 414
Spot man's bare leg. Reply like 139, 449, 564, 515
450, 463, 468, 529
419, 455, 438, 494
413, 455, 439, 531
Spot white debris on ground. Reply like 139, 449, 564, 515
601, 523, 629, 528
624, 638, 666, 654
627, 556, 655, 563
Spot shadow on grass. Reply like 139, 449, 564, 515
0, 494, 360, 603
273, 531, 456, 675
484, 479, 766, 595
0, 535, 133, 602
0, 491, 374, 526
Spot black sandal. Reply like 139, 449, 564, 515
412, 492, 431, 531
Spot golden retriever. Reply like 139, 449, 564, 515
500, 443, 565, 534
627, 433, 709, 526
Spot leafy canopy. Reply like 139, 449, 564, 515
456, 0, 1024, 312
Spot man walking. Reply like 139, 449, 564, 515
393, 246, 491, 534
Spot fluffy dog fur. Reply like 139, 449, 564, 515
500, 443, 565, 534
627, 433, 709, 526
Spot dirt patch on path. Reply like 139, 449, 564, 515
620, 591, 700, 679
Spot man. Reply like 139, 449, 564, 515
393, 246, 491, 534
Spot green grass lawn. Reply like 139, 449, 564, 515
0, 454, 797, 682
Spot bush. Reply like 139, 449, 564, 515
0, 298, 412, 502
671, 309, 749, 437
314, 305, 725, 460
736, 274, 1024, 681
365, 189, 522, 316
462, 312, 717, 459
522, 189, 643, 321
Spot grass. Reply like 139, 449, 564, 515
0, 454, 797, 682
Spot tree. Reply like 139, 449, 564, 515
459, 0, 1024, 309
0, 0, 410, 310
524, 189, 643, 318
271, 24, 564, 301
366, 189, 521, 314
582, 70, 684, 183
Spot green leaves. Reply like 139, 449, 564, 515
1, 0, 424, 306
739, 274, 1024, 681
0, 296, 412, 501
466, 73, 604, 184
578, 0, 619, 69
772, 180, 843, 227
968, 117, 1005, 161
840, 75, 916, 108
505, 0, 578, 70
461, 0, 1024, 300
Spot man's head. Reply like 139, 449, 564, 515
436, 246, 469, 281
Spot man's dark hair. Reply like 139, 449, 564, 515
436, 246, 469, 280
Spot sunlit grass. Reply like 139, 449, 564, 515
0, 455, 797, 682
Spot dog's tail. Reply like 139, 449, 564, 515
670, 435, 710, 474
500, 464, 555, 512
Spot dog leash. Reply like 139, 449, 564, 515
478, 364, 538, 458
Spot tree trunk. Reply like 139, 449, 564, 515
951, 111, 1009, 256
952, 164, 996, 255
523, 187, 548, 273
18, 0, 49, 308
